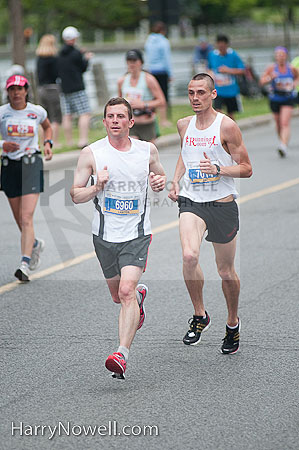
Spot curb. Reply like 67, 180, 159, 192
44, 113, 275, 171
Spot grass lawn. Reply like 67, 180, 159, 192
159, 96, 270, 136
53, 96, 270, 154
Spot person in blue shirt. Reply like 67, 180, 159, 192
144, 21, 172, 127
193, 36, 213, 73
208, 34, 245, 120
260, 46, 299, 157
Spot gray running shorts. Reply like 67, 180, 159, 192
93, 234, 152, 279
129, 121, 156, 141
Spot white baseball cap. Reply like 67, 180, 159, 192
6, 64, 25, 77
62, 26, 80, 41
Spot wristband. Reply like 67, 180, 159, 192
44, 139, 53, 148
214, 164, 221, 175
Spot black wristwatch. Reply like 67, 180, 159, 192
214, 164, 221, 175
44, 139, 53, 148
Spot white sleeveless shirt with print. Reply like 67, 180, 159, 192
180, 113, 238, 202
121, 71, 153, 104
90, 136, 151, 243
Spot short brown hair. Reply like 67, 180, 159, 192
151, 21, 166, 34
192, 73, 215, 91
104, 97, 133, 120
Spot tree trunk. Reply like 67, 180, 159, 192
282, 6, 293, 52
8, 0, 26, 68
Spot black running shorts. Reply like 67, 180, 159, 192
213, 95, 242, 114
152, 72, 169, 102
93, 234, 152, 279
0, 154, 44, 198
269, 98, 296, 113
178, 196, 239, 244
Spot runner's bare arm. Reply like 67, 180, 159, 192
149, 143, 166, 192
218, 65, 245, 75
259, 64, 275, 85
145, 73, 166, 109
41, 118, 53, 160
71, 147, 108, 203
168, 117, 191, 201
217, 116, 252, 178
177, 116, 192, 147
291, 65, 299, 81
117, 77, 124, 97
2, 141, 20, 152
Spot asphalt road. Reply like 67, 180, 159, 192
0, 119, 299, 450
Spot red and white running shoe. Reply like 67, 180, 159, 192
136, 283, 148, 330
105, 352, 126, 379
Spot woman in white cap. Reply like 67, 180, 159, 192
0, 75, 53, 282
118, 49, 166, 143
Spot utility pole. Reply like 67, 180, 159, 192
8, 0, 26, 68
148, 0, 179, 26
283, 6, 293, 51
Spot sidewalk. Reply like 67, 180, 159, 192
44, 113, 275, 171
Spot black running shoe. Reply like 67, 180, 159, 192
277, 148, 287, 158
14, 262, 30, 282
220, 319, 241, 354
183, 312, 211, 345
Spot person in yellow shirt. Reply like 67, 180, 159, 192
291, 54, 299, 104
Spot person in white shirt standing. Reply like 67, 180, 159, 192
71, 97, 166, 379
169, 73, 252, 354
0, 75, 53, 282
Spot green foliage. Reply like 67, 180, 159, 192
188, 0, 258, 24
1, 0, 299, 43
178, 0, 299, 26
253, 3, 299, 24
20, 0, 147, 38
0, 5, 9, 42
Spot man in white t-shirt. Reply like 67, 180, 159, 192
169, 73, 252, 354
71, 97, 166, 379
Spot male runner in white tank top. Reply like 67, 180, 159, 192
169, 73, 252, 354
71, 97, 166, 379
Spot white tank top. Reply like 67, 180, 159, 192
121, 71, 153, 103
180, 113, 238, 202
90, 137, 151, 243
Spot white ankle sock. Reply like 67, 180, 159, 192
279, 141, 287, 151
117, 346, 129, 361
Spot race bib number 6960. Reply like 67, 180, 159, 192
104, 195, 139, 215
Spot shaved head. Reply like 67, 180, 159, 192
191, 73, 215, 91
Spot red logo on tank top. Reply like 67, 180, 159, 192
185, 135, 217, 148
